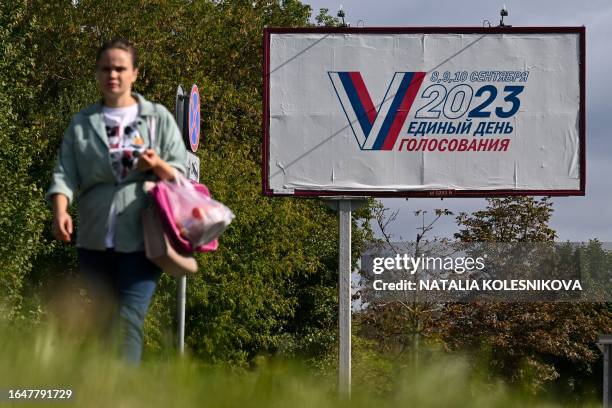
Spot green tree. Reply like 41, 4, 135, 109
579, 239, 612, 285
357, 204, 454, 367
0, 1, 51, 324
435, 197, 612, 400
314, 8, 341, 27
454, 196, 556, 243
0, 0, 377, 364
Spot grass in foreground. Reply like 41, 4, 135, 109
0, 322, 599, 408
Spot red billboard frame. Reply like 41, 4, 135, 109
262, 27, 586, 198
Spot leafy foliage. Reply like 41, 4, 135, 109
358, 197, 611, 401
0, 1, 51, 324
314, 8, 341, 27
435, 198, 612, 399
357, 204, 454, 366
454, 196, 556, 243
0, 0, 376, 364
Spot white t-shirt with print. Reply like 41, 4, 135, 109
102, 104, 144, 248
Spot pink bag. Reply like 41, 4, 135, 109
144, 116, 233, 255
148, 175, 234, 254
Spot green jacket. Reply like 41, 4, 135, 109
46, 93, 187, 252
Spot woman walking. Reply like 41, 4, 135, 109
47, 39, 186, 364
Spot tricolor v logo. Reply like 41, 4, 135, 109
329, 71, 425, 150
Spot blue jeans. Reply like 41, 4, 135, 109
77, 248, 162, 365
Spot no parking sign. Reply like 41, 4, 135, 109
175, 84, 201, 153
188, 84, 200, 152
175, 84, 201, 181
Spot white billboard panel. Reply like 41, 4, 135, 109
263, 28, 585, 197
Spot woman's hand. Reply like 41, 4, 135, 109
137, 149, 176, 181
53, 212, 73, 242
136, 149, 160, 172
52, 194, 73, 242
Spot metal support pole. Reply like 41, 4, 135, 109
598, 335, 612, 408
175, 84, 193, 356
177, 276, 186, 354
324, 197, 365, 397
338, 200, 351, 396
605, 344, 611, 408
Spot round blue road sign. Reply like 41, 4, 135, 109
188, 84, 200, 152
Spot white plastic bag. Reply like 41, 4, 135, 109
163, 173, 235, 247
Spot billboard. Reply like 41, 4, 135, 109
263, 27, 585, 197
